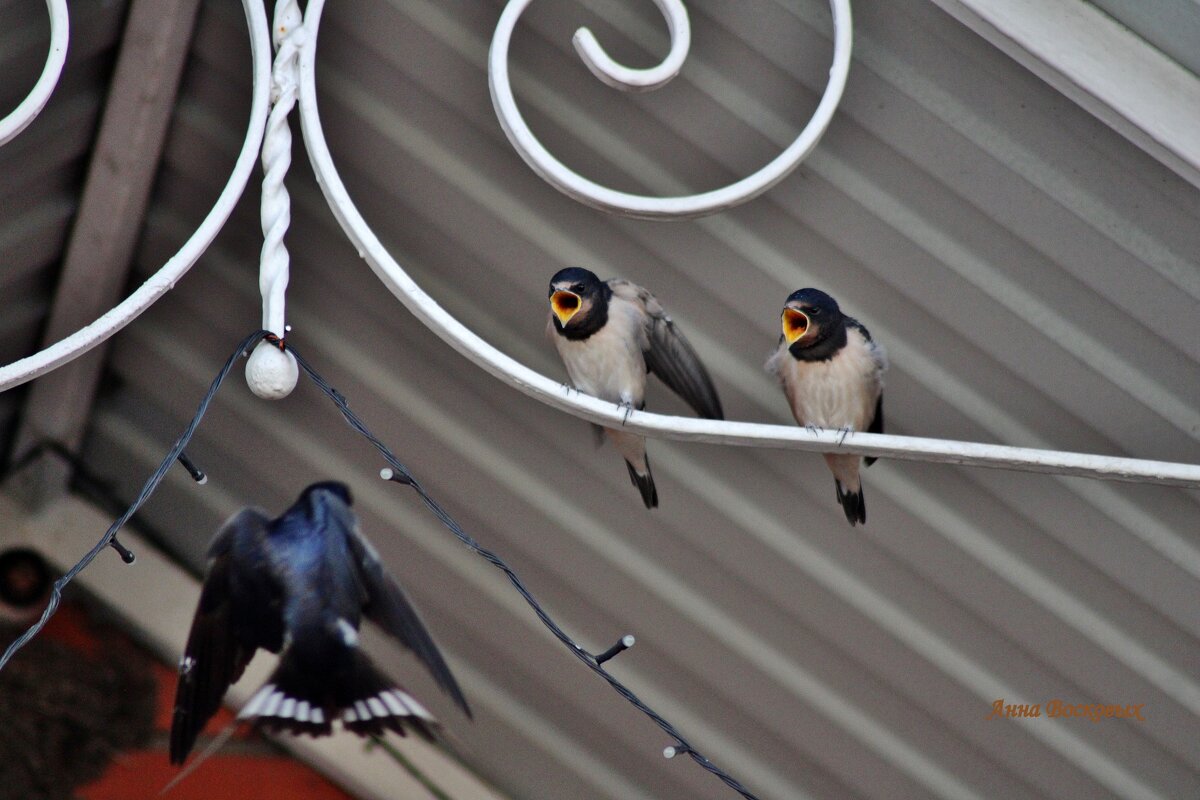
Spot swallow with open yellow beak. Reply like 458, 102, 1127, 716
547, 267, 724, 508
766, 288, 887, 526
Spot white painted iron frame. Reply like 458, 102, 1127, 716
1, 3, 1198, 799
488, 0, 853, 218
0, 0, 1195, 494
0, 0, 273, 392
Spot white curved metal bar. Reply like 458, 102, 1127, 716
572, 0, 689, 92
0, 0, 69, 145
296, 0, 1200, 491
487, 0, 852, 219
0, 0, 274, 393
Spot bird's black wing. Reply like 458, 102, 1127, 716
611, 280, 724, 420
170, 508, 281, 764
846, 317, 885, 467
341, 516, 471, 717
865, 394, 883, 467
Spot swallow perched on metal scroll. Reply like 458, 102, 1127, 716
547, 267, 724, 509
170, 482, 469, 764
766, 289, 887, 526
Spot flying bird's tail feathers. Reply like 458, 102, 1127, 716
834, 480, 866, 527
241, 648, 438, 741
625, 459, 659, 509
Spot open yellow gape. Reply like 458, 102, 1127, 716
782, 307, 810, 344
551, 290, 581, 325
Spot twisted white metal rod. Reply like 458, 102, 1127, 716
0, 0, 68, 145
295, 0, 1200, 490
487, 0, 853, 219
245, 0, 302, 399
0, 0, 274, 394
259, 0, 302, 339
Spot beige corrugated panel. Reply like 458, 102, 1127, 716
71, 1, 1200, 799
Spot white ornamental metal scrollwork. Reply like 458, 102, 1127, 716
0, 0, 273, 393
0, 2, 1198, 797
487, 0, 854, 219
290, 0, 1200, 489
0, 0, 1197, 484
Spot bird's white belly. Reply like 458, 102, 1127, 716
780, 337, 881, 430
555, 319, 646, 405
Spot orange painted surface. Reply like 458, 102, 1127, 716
41, 601, 101, 657
79, 751, 353, 800
40, 602, 354, 800
152, 661, 179, 731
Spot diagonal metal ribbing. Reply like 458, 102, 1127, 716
0, 331, 766, 799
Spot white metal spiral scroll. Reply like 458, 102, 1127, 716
1, 0, 1198, 491
488, 0, 853, 219
294, 0, 1200, 488
0, 0, 273, 393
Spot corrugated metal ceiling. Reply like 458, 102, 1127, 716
3, 0, 1199, 798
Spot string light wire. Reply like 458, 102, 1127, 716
0, 330, 763, 800
289, 340, 764, 800
0, 330, 271, 672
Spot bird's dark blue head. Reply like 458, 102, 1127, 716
299, 481, 353, 507
548, 267, 611, 340
781, 288, 847, 361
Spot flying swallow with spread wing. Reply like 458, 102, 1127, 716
766, 289, 887, 526
170, 481, 469, 764
547, 267, 724, 509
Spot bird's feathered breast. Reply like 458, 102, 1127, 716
768, 322, 885, 430
550, 291, 647, 403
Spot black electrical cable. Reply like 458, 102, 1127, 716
0, 330, 270, 672
0, 330, 763, 799
285, 341, 763, 800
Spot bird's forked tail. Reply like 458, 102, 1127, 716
834, 479, 866, 527
239, 646, 439, 741
625, 458, 659, 509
